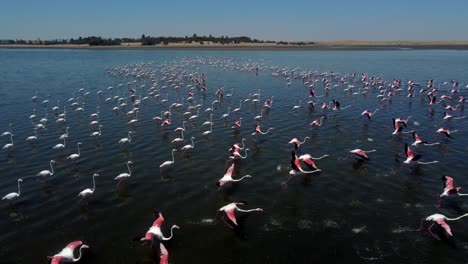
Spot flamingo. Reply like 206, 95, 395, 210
161, 117, 171, 127
90, 125, 103, 137
284, 151, 322, 184
114, 161, 133, 184
216, 163, 252, 187
229, 148, 250, 160
403, 143, 439, 164
232, 100, 242, 113
204, 100, 217, 113
220, 107, 231, 119
139, 211, 180, 242
2, 179, 23, 201
174, 121, 186, 132
53, 137, 67, 150
48, 241, 89, 264
202, 114, 213, 126
349, 149, 376, 160
361, 109, 379, 119
288, 136, 310, 150
77, 173, 99, 202
202, 123, 213, 136
153, 111, 164, 121
232, 118, 242, 128
160, 149, 177, 168
2, 134, 14, 150
244, 94, 251, 103
417, 213, 468, 239
298, 154, 329, 170
67, 142, 82, 160
292, 100, 302, 110
1, 124, 12, 137
252, 124, 273, 135
59, 127, 69, 140
171, 129, 184, 144
411, 131, 439, 146
311, 115, 326, 127
37, 160, 55, 177
214, 202, 263, 229
119, 131, 133, 144
229, 138, 246, 152
438, 176, 468, 207
436, 128, 456, 139
128, 111, 139, 125
180, 137, 195, 151
189, 108, 200, 121
25, 128, 38, 141
254, 109, 264, 121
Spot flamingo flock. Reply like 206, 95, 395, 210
2, 56, 468, 263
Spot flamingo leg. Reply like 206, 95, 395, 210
428, 223, 440, 240
282, 175, 295, 185
416, 218, 425, 231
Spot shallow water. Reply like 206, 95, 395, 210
1, 49, 468, 263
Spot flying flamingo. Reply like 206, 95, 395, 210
252, 124, 273, 136
2, 179, 23, 202
361, 109, 379, 119
78, 173, 99, 202
180, 137, 195, 151
298, 154, 329, 170
48, 241, 89, 264
160, 149, 177, 168
349, 149, 376, 160
288, 136, 310, 150
284, 151, 322, 184
216, 163, 252, 187
311, 115, 326, 127
229, 148, 250, 160
119, 131, 133, 144
67, 142, 82, 160
411, 131, 439, 146
403, 143, 439, 164
213, 202, 263, 229
438, 176, 468, 207
229, 138, 246, 153
37, 160, 56, 178
138, 210, 180, 242
417, 213, 468, 240
436, 128, 456, 139
114, 161, 133, 185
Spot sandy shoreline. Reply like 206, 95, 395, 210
2, 41, 468, 51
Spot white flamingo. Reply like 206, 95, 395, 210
78, 173, 99, 201
37, 160, 56, 177
90, 125, 103, 137
67, 142, 82, 160
160, 149, 177, 168
53, 137, 66, 150
2, 134, 14, 150
181, 137, 195, 151
2, 179, 23, 201
118, 131, 133, 144
114, 161, 133, 183
25, 128, 38, 141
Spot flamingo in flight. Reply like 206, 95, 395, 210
417, 213, 468, 240
298, 153, 329, 170
438, 176, 468, 207
288, 136, 310, 150
349, 149, 376, 160
229, 148, 250, 160
284, 151, 322, 184
138, 210, 180, 242
213, 202, 263, 229
48, 241, 89, 264
436, 128, 456, 139
361, 109, 379, 119
216, 163, 252, 187
411, 131, 440, 146
395, 116, 411, 127
252, 124, 273, 136
403, 143, 439, 165
311, 115, 326, 127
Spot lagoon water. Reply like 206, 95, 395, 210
1, 48, 468, 263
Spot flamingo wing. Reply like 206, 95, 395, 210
225, 163, 235, 178
153, 214, 165, 227
159, 242, 169, 264
51, 256, 63, 264
66, 241, 83, 250
225, 208, 238, 226
435, 219, 453, 236
442, 176, 454, 190
303, 158, 318, 170
291, 151, 301, 171
404, 144, 412, 158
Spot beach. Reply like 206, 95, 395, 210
2, 41, 468, 50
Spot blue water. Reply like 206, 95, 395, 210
1, 48, 468, 263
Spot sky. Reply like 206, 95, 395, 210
1, 0, 467, 41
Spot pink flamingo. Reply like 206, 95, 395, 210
252, 124, 273, 136
311, 115, 326, 127
232, 118, 242, 128
138, 211, 180, 242
229, 148, 250, 160
229, 138, 247, 153
288, 136, 310, 150
404, 143, 439, 164
436, 128, 457, 139
213, 202, 263, 229
411, 131, 440, 146
284, 151, 322, 184
349, 149, 376, 160
417, 213, 468, 240
437, 176, 468, 207
298, 153, 329, 170
361, 109, 379, 119
161, 117, 171, 127
48, 241, 89, 264
216, 163, 252, 187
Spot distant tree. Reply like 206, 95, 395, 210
141, 34, 146, 40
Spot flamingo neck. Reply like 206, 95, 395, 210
127, 163, 132, 176
50, 162, 54, 175
163, 226, 177, 241
77, 144, 80, 156
73, 246, 85, 262
191, 138, 195, 147
300, 137, 310, 144
92, 175, 96, 191
447, 213, 468, 221
17, 181, 21, 196
233, 175, 251, 182
171, 150, 176, 162
128, 132, 132, 142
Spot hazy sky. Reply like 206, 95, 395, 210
2, 0, 467, 41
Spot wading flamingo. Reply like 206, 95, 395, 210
114, 161, 133, 185
37, 160, 56, 177
67, 142, 82, 160
2, 179, 23, 202
78, 173, 99, 202
160, 149, 177, 168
